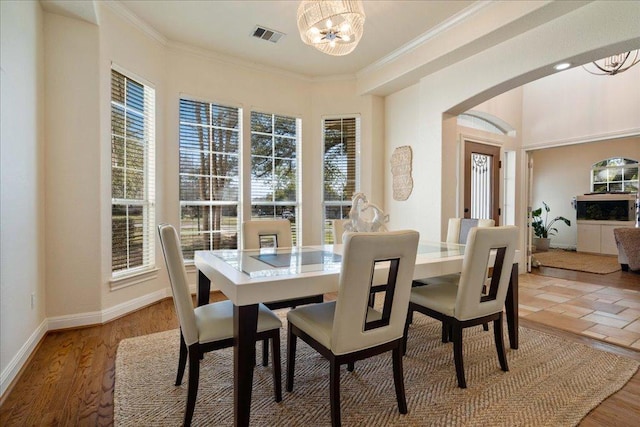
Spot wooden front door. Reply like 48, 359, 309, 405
464, 141, 501, 223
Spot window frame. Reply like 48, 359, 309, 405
178, 97, 242, 261
110, 66, 156, 281
249, 110, 301, 245
591, 157, 639, 194
321, 115, 361, 244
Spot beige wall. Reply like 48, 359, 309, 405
0, 0, 45, 394
383, 1, 640, 255
44, 3, 380, 319
2, 0, 639, 398
522, 64, 640, 148
530, 137, 640, 249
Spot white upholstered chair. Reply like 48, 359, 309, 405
243, 219, 324, 366
404, 226, 518, 388
412, 217, 496, 335
243, 218, 293, 250
286, 230, 420, 426
331, 219, 348, 244
158, 224, 282, 426
243, 219, 324, 308
446, 218, 495, 244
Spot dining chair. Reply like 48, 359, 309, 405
243, 219, 325, 366
286, 230, 419, 426
404, 225, 518, 388
331, 219, 348, 244
411, 217, 495, 335
158, 223, 283, 426
447, 217, 495, 244
243, 219, 324, 309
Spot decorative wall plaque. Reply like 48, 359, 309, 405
390, 145, 413, 201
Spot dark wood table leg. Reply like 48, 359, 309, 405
197, 270, 211, 307
505, 263, 519, 349
234, 304, 258, 427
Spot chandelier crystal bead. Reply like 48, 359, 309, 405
297, 0, 366, 56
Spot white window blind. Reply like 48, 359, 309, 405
250, 111, 299, 244
179, 99, 241, 259
322, 117, 359, 243
111, 69, 156, 276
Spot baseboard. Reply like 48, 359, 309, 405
0, 318, 47, 399
1, 283, 204, 402
100, 288, 171, 324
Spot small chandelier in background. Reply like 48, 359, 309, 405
297, 0, 366, 56
583, 50, 640, 76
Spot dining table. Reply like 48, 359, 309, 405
194, 242, 519, 427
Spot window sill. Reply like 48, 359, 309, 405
110, 268, 159, 291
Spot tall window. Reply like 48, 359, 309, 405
179, 99, 240, 260
322, 117, 359, 243
591, 157, 638, 193
111, 69, 156, 276
250, 112, 299, 244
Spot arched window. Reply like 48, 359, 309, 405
457, 111, 516, 137
591, 157, 638, 193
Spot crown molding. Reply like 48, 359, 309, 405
102, 0, 168, 46
523, 128, 640, 151
357, 1, 493, 77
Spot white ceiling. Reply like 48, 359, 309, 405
47, 0, 477, 79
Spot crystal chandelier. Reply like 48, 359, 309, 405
297, 0, 366, 56
583, 50, 640, 76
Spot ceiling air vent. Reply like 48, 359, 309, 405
252, 26, 284, 43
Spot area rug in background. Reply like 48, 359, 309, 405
115, 315, 639, 426
534, 249, 621, 274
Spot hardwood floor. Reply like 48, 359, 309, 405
1, 276, 639, 426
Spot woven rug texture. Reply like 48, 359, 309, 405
533, 249, 621, 274
115, 313, 638, 426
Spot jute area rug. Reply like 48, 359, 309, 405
533, 249, 621, 274
115, 313, 638, 426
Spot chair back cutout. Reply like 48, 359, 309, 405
455, 226, 518, 321
158, 224, 198, 347
243, 219, 293, 250
332, 230, 419, 355
363, 257, 400, 331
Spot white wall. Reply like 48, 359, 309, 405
44, 13, 102, 319
522, 63, 640, 148
530, 137, 640, 249
0, 0, 46, 395
44, 3, 379, 317
384, 1, 640, 257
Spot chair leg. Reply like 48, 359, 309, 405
482, 323, 489, 331
270, 332, 282, 402
262, 339, 269, 367
347, 362, 354, 372
392, 345, 408, 414
493, 314, 509, 372
176, 329, 188, 386
403, 307, 412, 355
286, 325, 297, 392
452, 325, 467, 388
184, 345, 201, 427
329, 359, 341, 427
441, 322, 449, 343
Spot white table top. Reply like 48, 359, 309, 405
195, 242, 465, 306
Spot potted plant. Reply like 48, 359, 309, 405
531, 201, 571, 252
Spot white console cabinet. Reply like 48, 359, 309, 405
577, 220, 635, 255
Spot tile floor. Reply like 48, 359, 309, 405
520, 273, 640, 349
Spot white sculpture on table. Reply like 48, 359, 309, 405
344, 192, 389, 233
